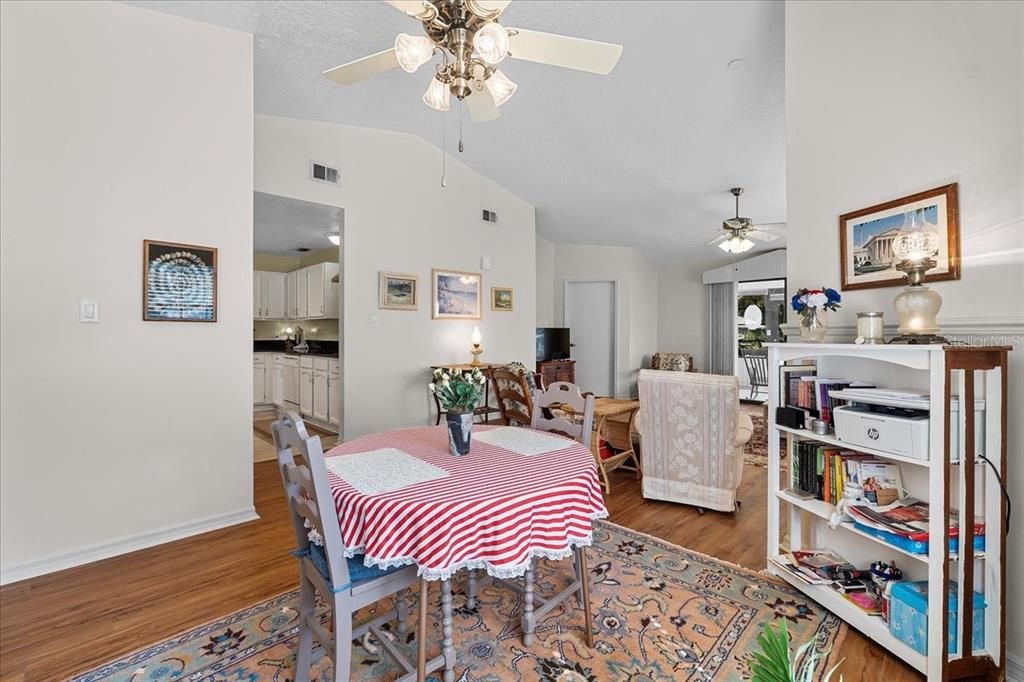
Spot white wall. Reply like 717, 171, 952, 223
786, 0, 1024, 663
254, 115, 536, 438
548, 244, 658, 398
656, 261, 714, 372
0, 1, 254, 582
536, 235, 556, 327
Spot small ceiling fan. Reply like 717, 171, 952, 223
705, 187, 785, 254
321, 0, 623, 122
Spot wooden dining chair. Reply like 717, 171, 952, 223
531, 381, 595, 448
273, 411, 452, 682
491, 366, 535, 427
502, 381, 597, 648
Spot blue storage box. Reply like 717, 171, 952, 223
852, 522, 986, 555
889, 581, 985, 655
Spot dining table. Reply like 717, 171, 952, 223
321, 423, 608, 678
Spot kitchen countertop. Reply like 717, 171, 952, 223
254, 350, 339, 359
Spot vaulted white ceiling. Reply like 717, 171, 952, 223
128, 0, 785, 263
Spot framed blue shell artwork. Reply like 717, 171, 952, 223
143, 240, 218, 322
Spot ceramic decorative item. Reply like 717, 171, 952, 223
445, 410, 473, 456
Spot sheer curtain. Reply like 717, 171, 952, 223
707, 281, 736, 375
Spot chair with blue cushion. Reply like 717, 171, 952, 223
273, 411, 454, 682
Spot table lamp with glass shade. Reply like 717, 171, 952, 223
889, 209, 947, 344
470, 326, 483, 366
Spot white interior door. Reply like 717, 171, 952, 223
564, 280, 616, 397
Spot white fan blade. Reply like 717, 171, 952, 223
322, 49, 399, 85
748, 230, 780, 243
384, 0, 436, 20
464, 88, 501, 122
466, 0, 511, 18
705, 234, 728, 247
756, 222, 786, 231
506, 28, 623, 75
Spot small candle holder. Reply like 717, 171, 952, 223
855, 312, 885, 344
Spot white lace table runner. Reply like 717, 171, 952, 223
474, 427, 573, 456
324, 448, 448, 496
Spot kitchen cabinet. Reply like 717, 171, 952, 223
299, 367, 315, 416
271, 355, 284, 407
282, 355, 300, 405
253, 354, 268, 404
313, 369, 329, 423
253, 271, 287, 320
328, 365, 340, 427
305, 262, 339, 320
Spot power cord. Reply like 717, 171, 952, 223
978, 454, 1011, 532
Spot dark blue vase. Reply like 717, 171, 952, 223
445, 411, 473, 456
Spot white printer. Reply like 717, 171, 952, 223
831, 388, 985, 461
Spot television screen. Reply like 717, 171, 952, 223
536, 327, 571, 361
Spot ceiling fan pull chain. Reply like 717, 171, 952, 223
458, 101, 465, 153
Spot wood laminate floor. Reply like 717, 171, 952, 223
0, 439, 923, 682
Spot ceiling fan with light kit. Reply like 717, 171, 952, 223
706, 187, 785, 254
321, 0, 624, 122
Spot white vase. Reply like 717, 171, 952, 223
799, 308, 828, 343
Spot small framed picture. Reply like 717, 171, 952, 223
432, 268, 481, 319
143, 239, 217, 322
379, 271, 418, 310
839, 183, 960, 291
491, 287, 514, 312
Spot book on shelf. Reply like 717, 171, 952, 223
791, 441, 885, 505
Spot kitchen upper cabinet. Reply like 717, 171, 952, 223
305, 263, 339, 320
253, 271, 287, 320
295, 269, 308, 319
299, 368, 315, 416
313, 369, 329, 423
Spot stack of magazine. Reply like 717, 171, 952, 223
846, 497, 986, 554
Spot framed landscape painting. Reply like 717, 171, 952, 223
432, 268, 481, 319
379, 271, 418, 310
491, 287, 514, 311
143, 240, 217, 322
839, 183, 960, 291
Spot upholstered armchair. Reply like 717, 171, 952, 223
636, 369, 753, 512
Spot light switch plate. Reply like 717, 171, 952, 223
80, 300, 99, 322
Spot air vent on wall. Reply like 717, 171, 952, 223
481, 209, 498, 224
311, 161, 340, 185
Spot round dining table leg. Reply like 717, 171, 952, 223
466, 570, 478, 609
417, 579, 428, 682
522, 562, 535, 646
441, 578, 455, 682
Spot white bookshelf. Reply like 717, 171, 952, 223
765, 342, 1009, 681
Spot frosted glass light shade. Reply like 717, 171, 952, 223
473, 22, 509, 65
423, 76, 451, 111
719, 235, 755, 254
485, 69, 517, 106
326, 231, 341, 246
472, 326, 482, 344
892, 209, 940, 263
394, 33, 435, 73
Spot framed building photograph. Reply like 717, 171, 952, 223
491, 287, 514, 311
379, 271, 418, 310
432, 268, 481, 319
839, 183, 960, 291
143, 240, 217, 322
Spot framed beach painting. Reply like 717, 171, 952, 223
432, 268, 481, 319
143, 240, 217, 322
839, 183, 960, 291
491, 287, 514, 311
379, 271, 418, 310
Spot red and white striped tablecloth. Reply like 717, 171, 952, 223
323, 425, 607, 581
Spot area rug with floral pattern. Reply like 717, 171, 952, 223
73, 521, 844, 682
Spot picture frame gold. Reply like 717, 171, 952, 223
491, 287, 514, 312
432, 268, 481, 319
379, 271, 418, 310
839, 183, 960, 291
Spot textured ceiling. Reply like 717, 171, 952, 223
127, 0, 785, 263
254, 191, 343, 254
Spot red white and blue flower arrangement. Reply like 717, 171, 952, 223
791, 287, 842, 327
